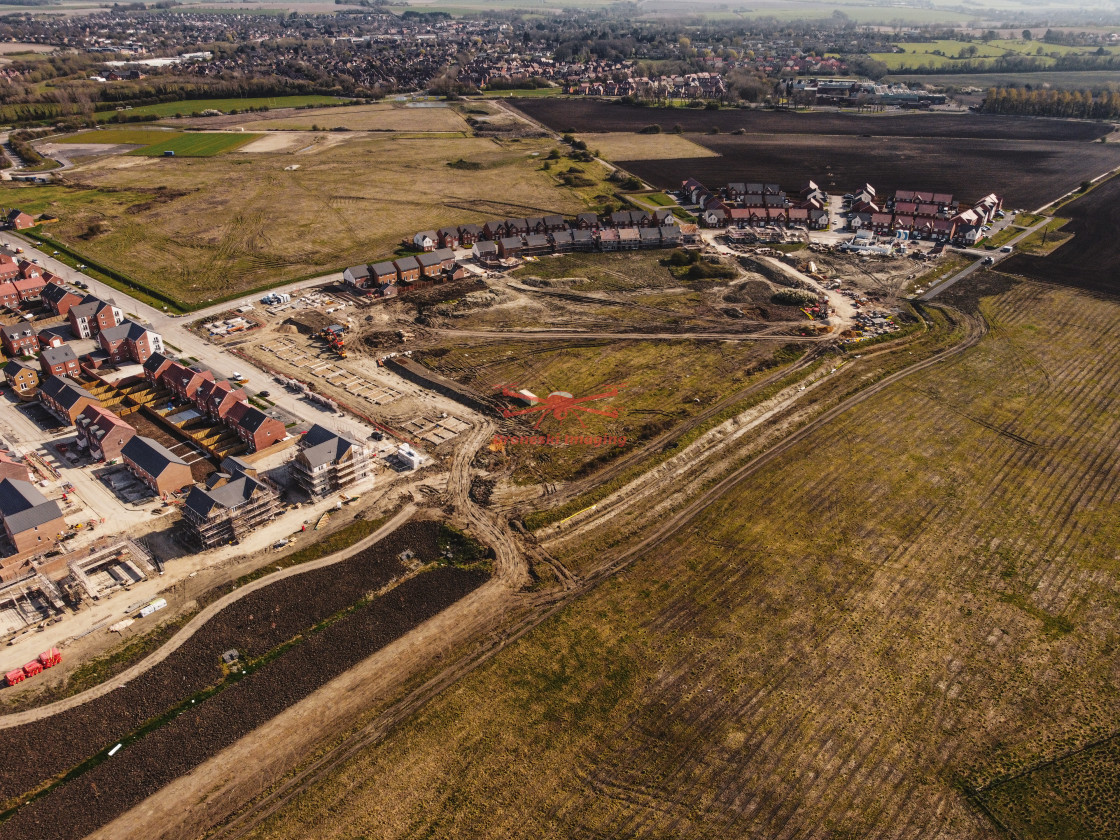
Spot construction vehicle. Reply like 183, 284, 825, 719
39, 648, 61, 668
318, 324, 348, 359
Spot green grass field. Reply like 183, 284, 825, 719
130, 132, 262, 157
872, 38, 1120, 71
57, 129, 185, 145
96, 95, 345, 121
58, 128, 261, 157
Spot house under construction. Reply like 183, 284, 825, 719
291, 424, 372, 498
179, 458, 281, 549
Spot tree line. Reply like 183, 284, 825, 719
981, 87, 1120, 119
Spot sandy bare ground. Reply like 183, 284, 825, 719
237, 133, 316, 154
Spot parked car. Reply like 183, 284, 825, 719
982, 256, 995, 265
1000, 246, 1013, 253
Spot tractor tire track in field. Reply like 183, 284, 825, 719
205, 306, 985, 840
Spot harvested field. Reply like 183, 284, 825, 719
622, 133, 1120, 210
997, 174, 1120, 296
9, 134, 592, 307
582, 132, 719, 161
511, 98, 1113, 142
0, 520, 487, 823
240, 278, 1120, 840
231, 102, 471, 133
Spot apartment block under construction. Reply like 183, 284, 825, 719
291, 424, 372, 498
180, 458, 282, 549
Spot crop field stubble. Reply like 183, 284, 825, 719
235, 274, 1120, 840
0, 520, 490, 840
512, 99, 1120, 207
4, 133, 598, 306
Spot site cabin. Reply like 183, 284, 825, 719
38, 648, 60, 667
5, 669, 24, 686
21, 660, 42, 678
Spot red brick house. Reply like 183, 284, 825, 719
39, 376, 99, 424
39, 345, 81, 379
0, 453, 29, 483
0, 256, 18, 283
163, 362, 215, 400
6, 210, 34, 230
393, 257, 420, 284
121, 436, 193, 495
225, 401, 285, 452
68, 296, 123, 339
13, 275, 46, 303
75, 405, 136, 462
194, 379, 247, 421
0, 282, 20, 309
0, 324, 38, 357
41, 283, 85, 317
97, 321, 164, 364
142, 352, 176, 385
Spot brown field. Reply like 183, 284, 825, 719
3, 134, 606, 307
230, 102, 472, 133
584, 132, 719, 161
623, 133, 1120, 210
239, 275, 1120, 840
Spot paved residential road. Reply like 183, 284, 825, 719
920, 217, 1051, 301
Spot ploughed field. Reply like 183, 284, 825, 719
511, 99, 1120, 208
0, 520, 489, 840
241, 278, 1120, 840
998, 173, 1120, 296
513, 99, 1113, 142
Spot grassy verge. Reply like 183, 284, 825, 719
17, 228, 186, 313
982, 226, 1024, 249
906, 254, 971, 295
1014, 218, 1071, 256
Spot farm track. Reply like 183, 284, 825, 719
204, 305, 988, 840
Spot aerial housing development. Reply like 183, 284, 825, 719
0, 2, 1117, 839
